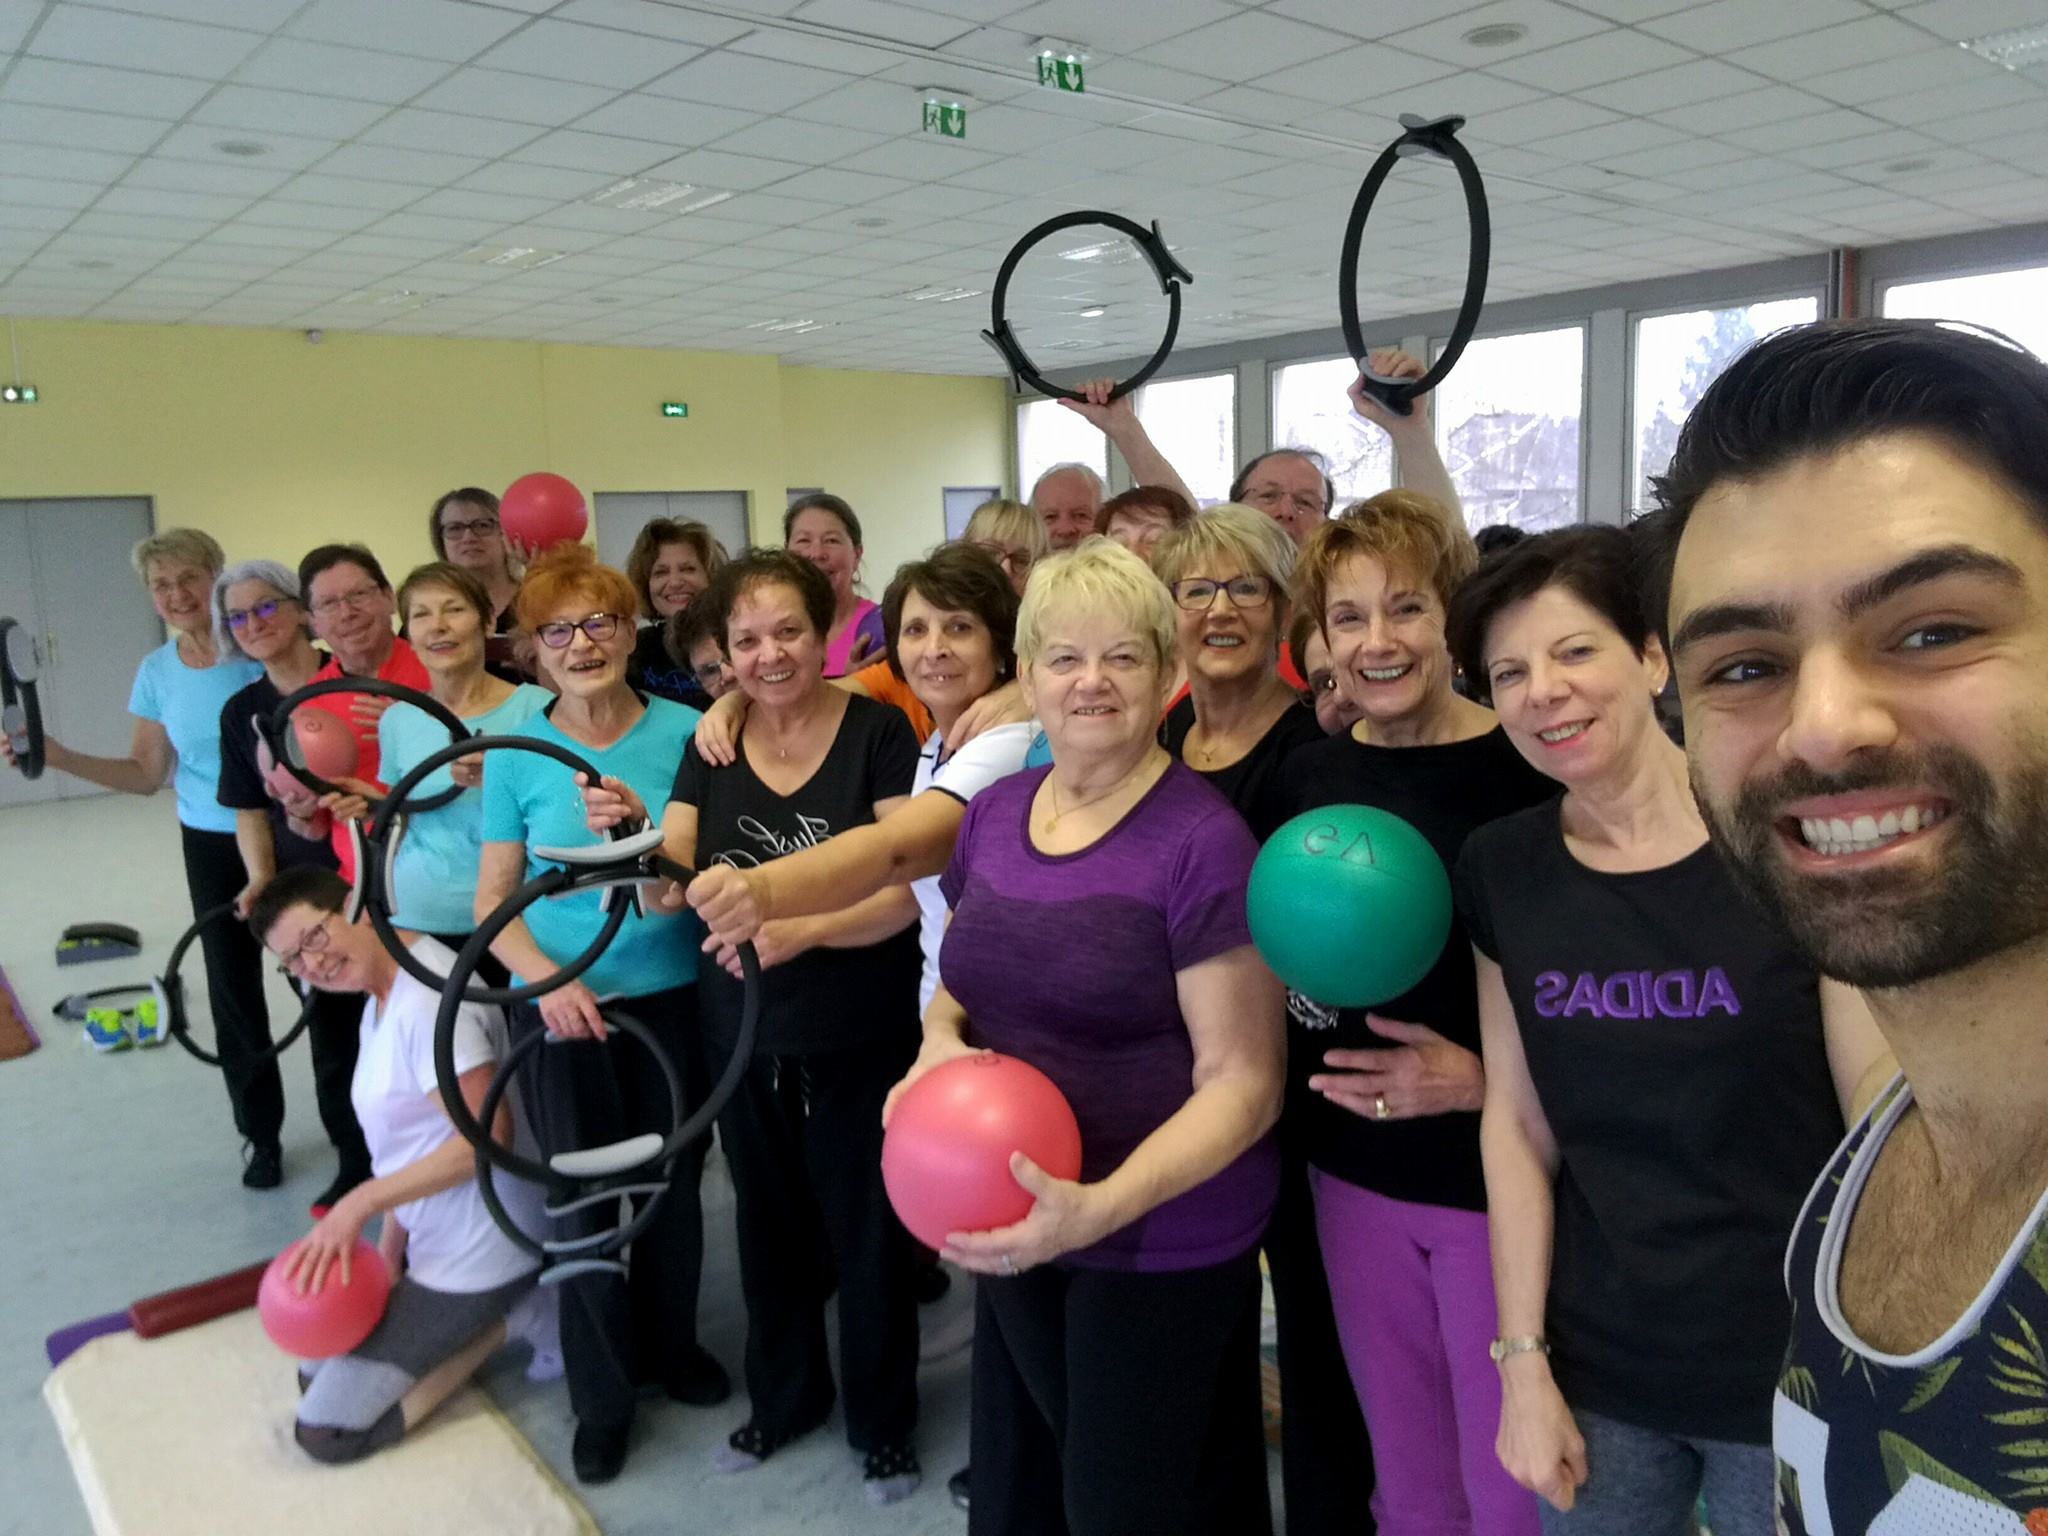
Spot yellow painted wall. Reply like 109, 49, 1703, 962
0, 319, 1010, 582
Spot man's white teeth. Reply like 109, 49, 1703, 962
1797, 804, 1946, 857
1360, 665, 1410, 682
1539, 722, 1589, 743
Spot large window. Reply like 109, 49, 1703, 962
1632, 296, 1820, 508
1016, 397, 1108, 504
1882, 264, 2048, 360
1270, 356, 1395, 507
1434, 327, 1586, 534
1135, 373, 1236, 506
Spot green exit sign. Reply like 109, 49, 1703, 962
660, 401, 689, 418
921, 99, 966, 139
1038, 53, 1084, 92
0, 384, 37, 404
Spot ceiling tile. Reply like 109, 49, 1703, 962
570, 91, 760, 147
0, 139, 130, 182
1385, 0, 1611, 65
318, 142, 485, 186
235, 199, 383, 232
1722, 107, 1882, 155
1245, 43, 1452, 106
190, 85, 388, 139
1137, 11, 1357, 77
1651, 83, 1834, 134
477, 18, 702, 89
708, 114, 884, 163
752, 164, 914, 206
1725, 14, 1932, 81
995, 0, 1242, 56
1892, 0, 2048, 40
123, 157, 292, 198
790, 0, 976, 47
236, 39, 456, 103
287, 0, 529, 61
417, 67, 620, 126
361, 108, 545, 159
552, 0, 754, 47
1640, 0, 1867, 50
459, 161, 614, 199
1491, 28, 1694, 91
0, 101, 170, 153
1262, 0, 1474, 40
280, 172, 426, 210
1805, 46, 1998, 106
830, 135, 996, 179
149, 121, 340, 173
0, 55, 213, 117
511, 127, 689, 174
1577, 56, 1768, 115
97, 185, 256, 220
26, 5, 264, 77
643, 51, 855, 113
785, 77, 932, 134
641, 146, 810, 189
1464, 94, 1620, 146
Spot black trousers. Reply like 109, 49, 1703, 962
717, 1039, 919, 1453
1267, 1144, 1377, 1536
969, 1249, 1273, 1536
515, 982, 710, 1429
181, 825, 366, 1168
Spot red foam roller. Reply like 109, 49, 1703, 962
128, 1259, 268, 1339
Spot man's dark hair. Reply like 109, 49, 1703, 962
1639, 318, 2048, 649
1230, 448, 1335, 515
1447, 525, 1652, 705
701, 549, 836, 657
246, 864, 350, 945
1473, 523, 1529, 559
298, 542, 391, 596
880, 543, 1020, 683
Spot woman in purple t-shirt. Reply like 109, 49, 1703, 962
890, 537, 1285, 1536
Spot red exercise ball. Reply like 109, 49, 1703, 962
290, 710, 359, 781
882, 1052, 1083, 1251
500, 472, 588, 552
257, 1241, 391, 1359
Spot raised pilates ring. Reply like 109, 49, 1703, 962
981, 210, 1193, 403
350, 731, 643, 1004
162, 901, 318, 1068
1339, 114, 1491, 417
1, 616, 46, 780
264, 677, 470, 813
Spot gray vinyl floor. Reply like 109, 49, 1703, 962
0, 793, 991, 1536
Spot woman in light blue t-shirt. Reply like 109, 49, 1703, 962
317, 562, 546, 969
1, 528, 263, 1071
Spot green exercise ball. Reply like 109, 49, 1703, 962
1248, 805, 1452, 1008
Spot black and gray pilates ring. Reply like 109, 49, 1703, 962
980, 210, 1193, 403
1339, 113, 1491, 417
162, 901, 318, 1068
263, 677, 470, 812
1, 615, 46, 779
430, 857, 761, 1282
348, 732, 644, 1003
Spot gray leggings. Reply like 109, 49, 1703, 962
1536, 1408, 1774, 1536
295, 1271, 535, 1464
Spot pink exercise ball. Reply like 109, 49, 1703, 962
258, 1241, 391, 1359
290, 710, 359, 781
500, 473, 588, 551
882, 1053, 1082, 1251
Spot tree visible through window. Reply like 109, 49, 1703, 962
1434, 328, 1585, 534
1270, 356, 1395, 507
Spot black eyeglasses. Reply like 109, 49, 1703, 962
536, 613, 623, 649
441, 517, 500, 539
1171, 575, 1274, 612
226, 598, 291, 629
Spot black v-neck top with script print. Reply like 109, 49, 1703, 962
672, 691, 922, 1057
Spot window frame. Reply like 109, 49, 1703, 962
1131, 368, 1240, 506
1429, 318, 1594, 531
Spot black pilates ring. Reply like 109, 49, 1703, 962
353, 732, 639, 1004
431, 850, 761, 1276
1, 616, 46, 780
264, 677, 470, 813
981, 210, 1193, 402
162, 901, 318, 1068
1339, 114, 1491, 417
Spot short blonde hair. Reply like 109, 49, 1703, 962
132, 528, 225, 583
1151, 502, 1297, 596
1295, 490, 1475, 628
1015, 536, 1176, 674
962, 498, 1047, 562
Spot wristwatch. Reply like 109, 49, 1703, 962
1490, 1335, 1550, 1364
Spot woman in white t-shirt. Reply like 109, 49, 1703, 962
669, 542, 1033, 1012
247, 865, 543, 1465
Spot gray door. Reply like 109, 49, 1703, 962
593, 491, 751, 574
0, 497, 160, 808
944, 486, 1002, 541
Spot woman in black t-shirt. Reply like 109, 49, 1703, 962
1445, 527, 1889, 1536
603, 549, 924, 1504
1264, 492, 1553, 1536
624, 517, 725, 709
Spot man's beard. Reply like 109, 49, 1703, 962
1693, 741, 2048, 989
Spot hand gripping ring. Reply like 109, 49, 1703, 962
431, 854, 760, 1282
1339, 114, 1491, 417
981, 211, 1193, 403
263, 677, 471, 813
1, 616, 46, 780
350, 732, 647, 1004
161, 902, 318, 1068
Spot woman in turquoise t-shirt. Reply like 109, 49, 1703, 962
2, 528, 261, 1066
317, 563, 546, 966
473, 545, 720, 1486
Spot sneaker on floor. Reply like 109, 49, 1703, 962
242, 1141, 284, 1191
310, 1164, 372, 1219
83, 1006, 132, 1054
863, 1443, 922, 1506
129, 997, 166, 1048
948, 1466, 970, 1511
572, 1419, 631, 1485
714, 1414, 826, 1474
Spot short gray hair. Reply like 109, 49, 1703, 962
212, 559, 302, 659
1029, 462, 1105, 508
132, 528, 225, 583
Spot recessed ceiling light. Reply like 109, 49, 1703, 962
1462, 22, 1528, 47
1884, 156, 1934, 174
1077, 305, 1106, 318
852, 216, 890, 229
1032, 37, 1091, 63
913, 84, 978, 108
587, 177, 731, 214
457, 245, 567, 269
214, 139, 269, 157
896, 285, 982, 303
1960, 23, 2048, 70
